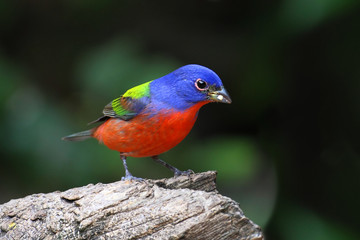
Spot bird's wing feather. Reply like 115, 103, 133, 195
89, 81, 152, 124
103, 95, 150, 120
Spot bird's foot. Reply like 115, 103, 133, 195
174, 169, 195, 177
121, 174, 144, 181
120, 155, 143, 181
151, 156, 194, 177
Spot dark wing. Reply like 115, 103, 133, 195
88, 95, 150, 125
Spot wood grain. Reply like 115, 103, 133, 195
0, 171, 263, 240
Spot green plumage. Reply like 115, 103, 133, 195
102, 80, 152, 121
122, 81, 151, 99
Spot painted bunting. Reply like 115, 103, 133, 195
63, 64, 231, 180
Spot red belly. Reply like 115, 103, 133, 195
93, 102, 208, 157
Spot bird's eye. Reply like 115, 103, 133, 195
195, 79, 209, 91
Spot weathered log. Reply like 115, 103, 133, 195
0, 171, 263, 239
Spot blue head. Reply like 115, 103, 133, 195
150, 64, 231, 110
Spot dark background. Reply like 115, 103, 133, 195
1, 1, 359, 239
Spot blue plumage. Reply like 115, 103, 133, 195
63, 64, 231, 180
149, 64, 225, 111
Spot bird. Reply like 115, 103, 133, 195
62, 64, 231, 180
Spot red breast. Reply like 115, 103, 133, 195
93, 101, 209, 157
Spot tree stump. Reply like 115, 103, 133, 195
0, 171, 264, 239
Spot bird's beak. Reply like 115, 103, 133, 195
208, 87, 232, 104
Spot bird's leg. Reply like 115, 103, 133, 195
120, 154, 143, 181
151, 156, 194, 176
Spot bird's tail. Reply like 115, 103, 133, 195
62, 129, 95, 141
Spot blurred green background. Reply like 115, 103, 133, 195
0, 1, 359, 239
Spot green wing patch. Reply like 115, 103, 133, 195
110, 97, 132, 117
123, 80, 151, 99
102, 81, 152, 121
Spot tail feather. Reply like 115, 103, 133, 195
62, 129, 95, 141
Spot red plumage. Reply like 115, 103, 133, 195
63, 64, 232, 179
93, 102, 208, 158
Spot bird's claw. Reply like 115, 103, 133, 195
174, 169, 194, 177
121, 175, 144, 181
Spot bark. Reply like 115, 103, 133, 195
0, 171, 264, 240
